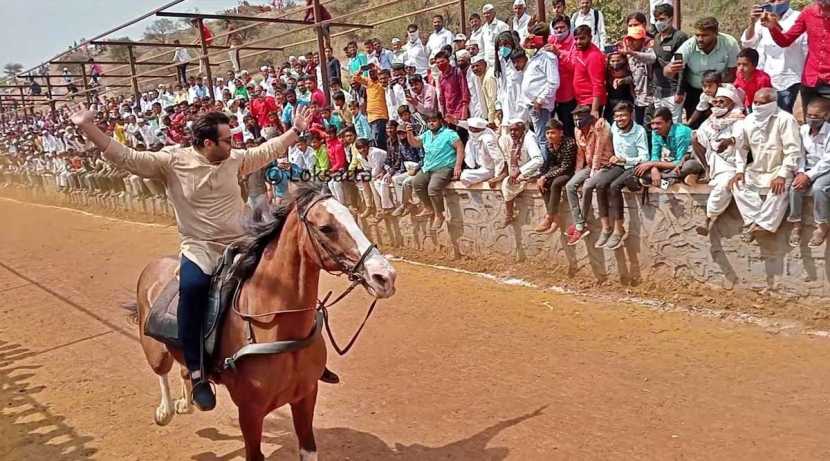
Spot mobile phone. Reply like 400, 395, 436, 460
360, 64, 372, 72
673, 53, 683, 62
759, 3, 773, 11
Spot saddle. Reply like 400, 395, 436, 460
144, 243, 244, 363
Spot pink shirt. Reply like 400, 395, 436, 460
571, 44, 607, 106
548, 34, 577, 103
769, 4, 830, 87
438, 66, 470, 119
734, 68, 773, 108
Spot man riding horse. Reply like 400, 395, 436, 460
70, 105, 340, 412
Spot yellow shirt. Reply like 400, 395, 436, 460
103, 131, 297, 274
356, 75, 388, 123
114, 123, 127, 145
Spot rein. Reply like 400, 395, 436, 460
231, 194, 379, 356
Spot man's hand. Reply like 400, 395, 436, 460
729, 172, 745, 189
634, 162, 652, 176
508, 170, 520, 185
750, 4, 764, 20
650, 167, 662, 187
590, 109, 600, 119
452, 164, 462, 180
715, 138, 734, 153
760, 11, 779, 28
770, 176, 787, 194
445, 114, 458, 125
793, 172, 812, 191
674, 93, 685, 104
536, 176, 547, 192
71, 107, 96, 127
608, 155, 620, 165
292, 105, 313, 132
666, 60, 684, 75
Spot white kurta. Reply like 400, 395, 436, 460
460, 129, 501, 187
697, 110, 744, 218
733, 110, 802, 232
496, 131, 544, 201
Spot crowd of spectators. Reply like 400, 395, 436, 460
2, 0, 830, 250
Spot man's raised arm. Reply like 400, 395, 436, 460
71, 108, 169, 179
239, 106, 312, 177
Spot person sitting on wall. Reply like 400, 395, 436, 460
405, 112, 465, 231
691, 84, 746, 237
635, 107, 702, 189
787, 97, 830, 248
459, 117, 501, 187
535, 119, 577, 233
731, 87, 801, 243
491, 118, 544, 227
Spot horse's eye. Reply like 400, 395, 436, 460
319, 225, 335, 234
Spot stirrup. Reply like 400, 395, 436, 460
191, 378, 216, 411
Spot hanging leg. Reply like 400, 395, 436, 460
291, 386, 319, 461
238, 406, 266, 461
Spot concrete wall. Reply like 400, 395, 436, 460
359, 183, 830, 297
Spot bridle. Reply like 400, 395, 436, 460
233, 194, 380, 355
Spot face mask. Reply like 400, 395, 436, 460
553, 31, 569, 42
806, 117, 825, 131
654, 19, 670, 33
711, 106, 728, 117
752, 101, 777, 118
436, 62, 450, 73
772, 2, 790, 16
469, 130, 483, 141
499, 46, 512, 59
528, 36, 545, 48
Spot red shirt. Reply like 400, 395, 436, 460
310, 88, 327, 107
201, 25, 214, 46
734, 68, 773, 108
325, 137, 347, 172
548, 34, 576, 103
438, 66, 470, 119
572, 44, 607, 106
769, 4, 830, 87
250, 96, 278, 128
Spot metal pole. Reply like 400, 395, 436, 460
459, 0, 468, 36
18, 88, 27, 119
674, 0, 681, 30
536, 0, 546, 24
196, 19, 215, 101
81, 65, 91, 105
127, 45, 141, 102
313, 0, 331, 104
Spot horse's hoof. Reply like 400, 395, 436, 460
154, 403, 174, 426
175, 398, 192, 415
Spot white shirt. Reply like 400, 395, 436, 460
740, 8, 806, 91
518, 50, 559, 111
354, 147, 387, 177
799, 122, 830, 181
497, 57, 527, 125
174, 47, 192, 64
469, 27, 484, 50
385, 83, 407, 122
289, 145, 316, 172
480, 19, 510, 67
497, 130, 544, 177
426, 28, 455, 59
467, 67, 485, 119
464, 128, 500, 171
736, 110, 802, 187
571, 9, 606, 50
697, 110, 743, 178
512, 13, 532, 42
404, 39, 430, 76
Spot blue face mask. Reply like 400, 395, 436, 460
499, 46, 512, 59
771, 2, 790, 16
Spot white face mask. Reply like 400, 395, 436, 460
752, 101, 777, 119
469, 130, 483, 141
711, 106, 728, 117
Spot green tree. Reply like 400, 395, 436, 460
144, 18, 178, 43
3, 63, 23, 80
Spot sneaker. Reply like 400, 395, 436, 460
566, 225, 590, 246
594, 231, 612, 249
191, 379, 216, 411
605, 232, 627, 250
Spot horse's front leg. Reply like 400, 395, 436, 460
290, 384, 319, 461
238, 406, 266, 461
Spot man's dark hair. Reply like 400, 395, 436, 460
407, 23, 418, 33
426, 111, 444, 121
738, 48, 760, 67
529, 22, 550, 41
571, 104, 591, 117
626, 12, 647, 25
613, 101, 634, 113
338, 125, 357, 137
333, 91, 345, 101
434, 50, 450, 61
397, 104, 412, 115
192, 112, 230, 148
653, 107, 674, 123
551, 14, 570, 29
702, 70, 723, 84
470, 13, 481, 20
695, 17, 719, 33
355, 138, 371, 149
654, 3, 674, 18
433, 14, 444, 21
574, 25, 593, 37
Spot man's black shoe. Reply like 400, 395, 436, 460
191, 379, 216, 411
320, 367, 340, 384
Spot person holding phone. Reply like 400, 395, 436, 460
741, 0, 806, 113
651, 4, 688, 124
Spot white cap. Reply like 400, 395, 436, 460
467, 117, 488, 129
391, 37, 401, 44
482, 3, 495, 12
455, 50, 471, 60
454, 33, 467, 41
466, 40, 479, 47
513, 0, 526, 6
508, 118, 525, 126
289, 55, 297, 61
716, 83, 744, 109
471, 55, 486, 64
260, 66, 269, 72
298, 56, 307, 62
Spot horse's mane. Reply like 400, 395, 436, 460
234, 181, 325, 281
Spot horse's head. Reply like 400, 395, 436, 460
298, 191, 396, 299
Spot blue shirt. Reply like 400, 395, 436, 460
353, 112, 371, 141
419, 126, 460, 173
281, 104, 295, 129
348, 53, 369, 76
611, 123, 649, 169
265, 162, 303, 199
651, 123, 692, 165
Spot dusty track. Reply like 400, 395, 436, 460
1, 198, 830, 460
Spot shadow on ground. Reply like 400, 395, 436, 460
191, 405, 546, 460
0, 339, 97, 459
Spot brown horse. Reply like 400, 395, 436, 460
135, 183, 397, 461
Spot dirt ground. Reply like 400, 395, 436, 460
2, 197, 830, 460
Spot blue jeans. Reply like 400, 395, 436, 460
788, 172, 830, 224
178, 256, 212, 372
530, 108, 552, 155
777, 83, 801, 113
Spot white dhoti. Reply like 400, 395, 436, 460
501, 177, 528, 202
706, 172, 735, 219
328, 179, 346, 204
733, 179, 790, 232
373, 178, 396, 210
459, 167, 494, 187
